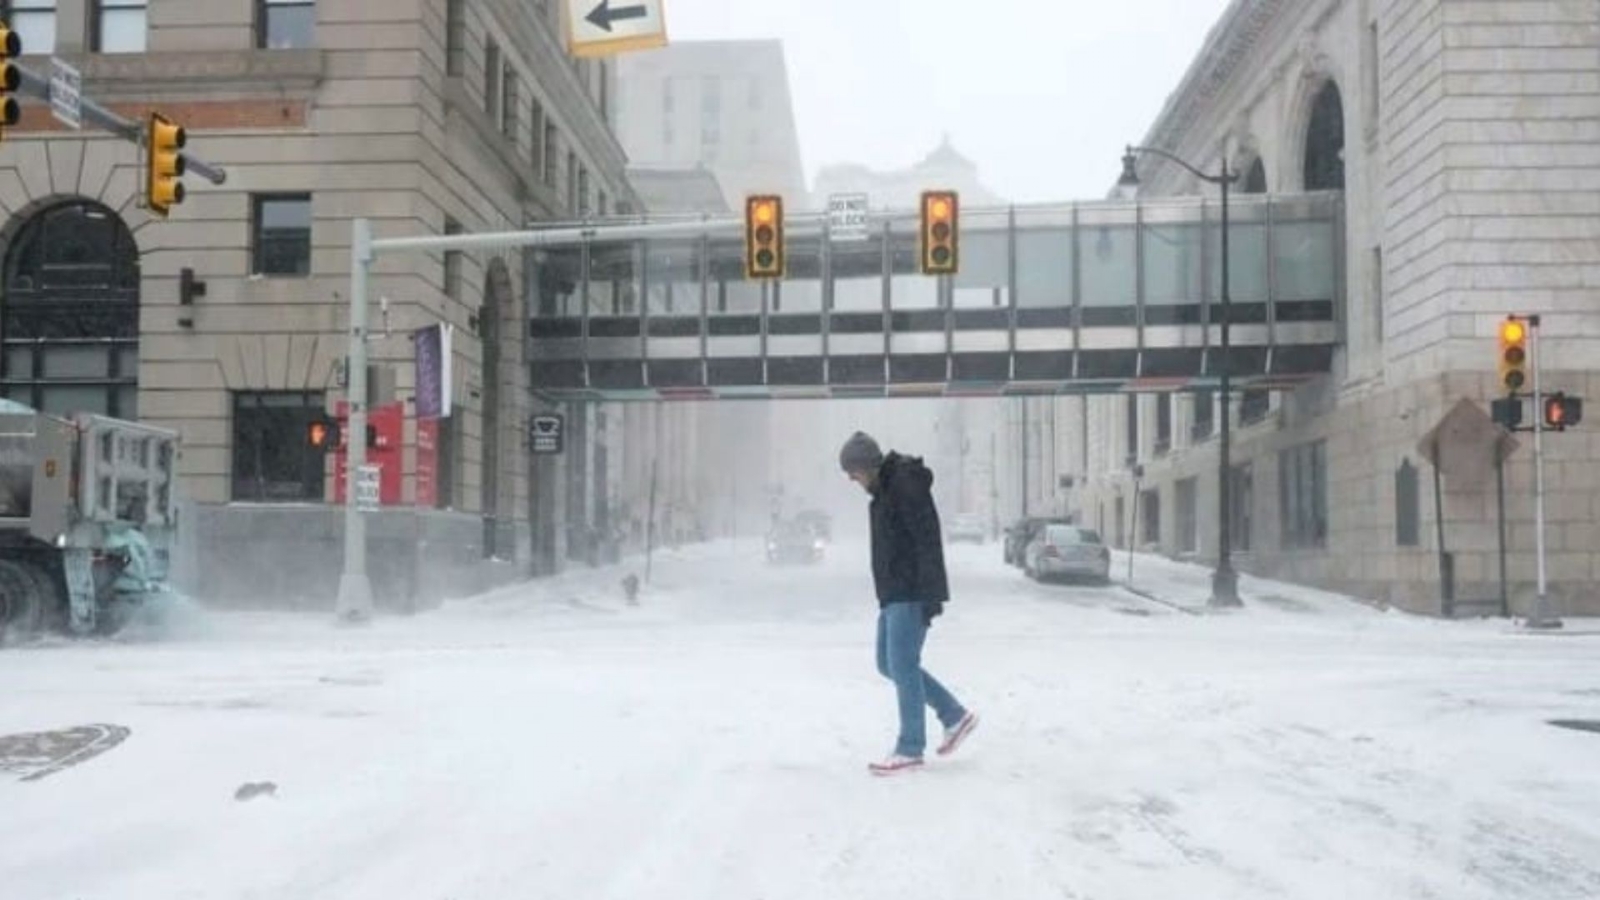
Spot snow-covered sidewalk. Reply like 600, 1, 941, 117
1112, 550, 1395, 616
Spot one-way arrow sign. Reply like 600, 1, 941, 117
586, 0, 648, 32
567, 0, 667, 58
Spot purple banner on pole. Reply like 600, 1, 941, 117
413, 324, 450, 420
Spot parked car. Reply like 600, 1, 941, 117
1004, 516, 1071, 567
1024, 525, 1111, 584
766, 520, 824, 565
946, 513, 988, 544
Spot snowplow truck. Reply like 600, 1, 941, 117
0, 401, 179, 639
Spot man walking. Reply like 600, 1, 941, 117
839, 431, 978, 776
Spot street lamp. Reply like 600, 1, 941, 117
1117, 145, 1243, 609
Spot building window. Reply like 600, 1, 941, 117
1175, 477, 1198, 553
484, 39, 501, 119
529, 98, 545, 176
1191, 390, 1214, 440
501, 63, 519, 140
1124, 395, 1138, 465
1139, 488, 1160, 547
578, 167, 590, 216
566, 150, 578, 212
436, 415, 457, 509
598, 60, 609, 118
232, 392, 326, 503
1395, 458, 1420, 547
258, 0, 314, 50
252, 194, 312, 276
700, 75, 721, 157
1114, 496, 1126, 548
3, 1, 57, 54
1155, 394, 1172, 455
1230, 463, 1253, 552
542, 122, 558, 185
445, 0, 466, 76
1364, 20, 1380, 136
1303, 81, 1346, 191
1240, 390, 1270, 425
597, 192, 607, 217
1279, 440, 1328, 550
93, 0, 146, 53
1243, 158, 1268, 194
1, 201, 139, 419
442, 217, 463, 301
1371, 246, 1384, 344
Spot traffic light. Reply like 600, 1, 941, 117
744, 194, 784, 279
146, 112, 186, 218
0, 26, 21, 141
1543, 393, 1583, 431
1497, 317, 1528, 395
920, 190, 959, 275
308, 419, 340, 451
1491, 397, 1523, 431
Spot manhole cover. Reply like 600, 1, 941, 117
1548, 719, 1600, 736
0, 724, 130, 781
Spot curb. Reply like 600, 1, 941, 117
1117, 583, 1204, 617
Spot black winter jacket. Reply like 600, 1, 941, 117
868, 453, 950, 611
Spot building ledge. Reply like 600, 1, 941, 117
42, 49, 326, 100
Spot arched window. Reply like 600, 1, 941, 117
1242, 157, 1268, 194
1304, 81, 1346, 191
2, 201, 140, 417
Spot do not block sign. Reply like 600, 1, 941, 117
530, 415, 565, 455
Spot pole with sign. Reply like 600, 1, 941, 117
48, 57, 80, 130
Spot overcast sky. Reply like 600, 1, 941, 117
661, 0, 1235, 203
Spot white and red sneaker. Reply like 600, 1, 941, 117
868, 754, 925, 776
937, 712, 979, 756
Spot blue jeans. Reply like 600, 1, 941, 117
876, 602, 966, 758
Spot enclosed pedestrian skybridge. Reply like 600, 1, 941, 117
529, 192, 1343, 402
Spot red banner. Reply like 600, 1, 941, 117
416, 418, 439, 508
333, 401, 404, 506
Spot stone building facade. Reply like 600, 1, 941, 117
0, 0, 639, 607
1065, 0, 1600, 616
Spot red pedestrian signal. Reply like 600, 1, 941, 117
1543, 393, 1583, 431
308, 419, 340, 450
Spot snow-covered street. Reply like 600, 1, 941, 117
5, 539, 1600, 900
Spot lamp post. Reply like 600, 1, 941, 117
1117, 145, 1243, 609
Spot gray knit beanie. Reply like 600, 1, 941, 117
839, 431, 884, 473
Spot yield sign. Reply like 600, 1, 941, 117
566, 0, 668, 58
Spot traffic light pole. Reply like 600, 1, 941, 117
335, 218, 374, 623
13, 65, 227, 185
332, 214, 799, 623
1526, 317, 1561, 629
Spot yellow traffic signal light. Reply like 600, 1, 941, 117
1497, 317, 1528, 395
745, 195, 784, 279
0, 26, 21, 140
146, 112, 186, 218
920, 190, 959, 275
